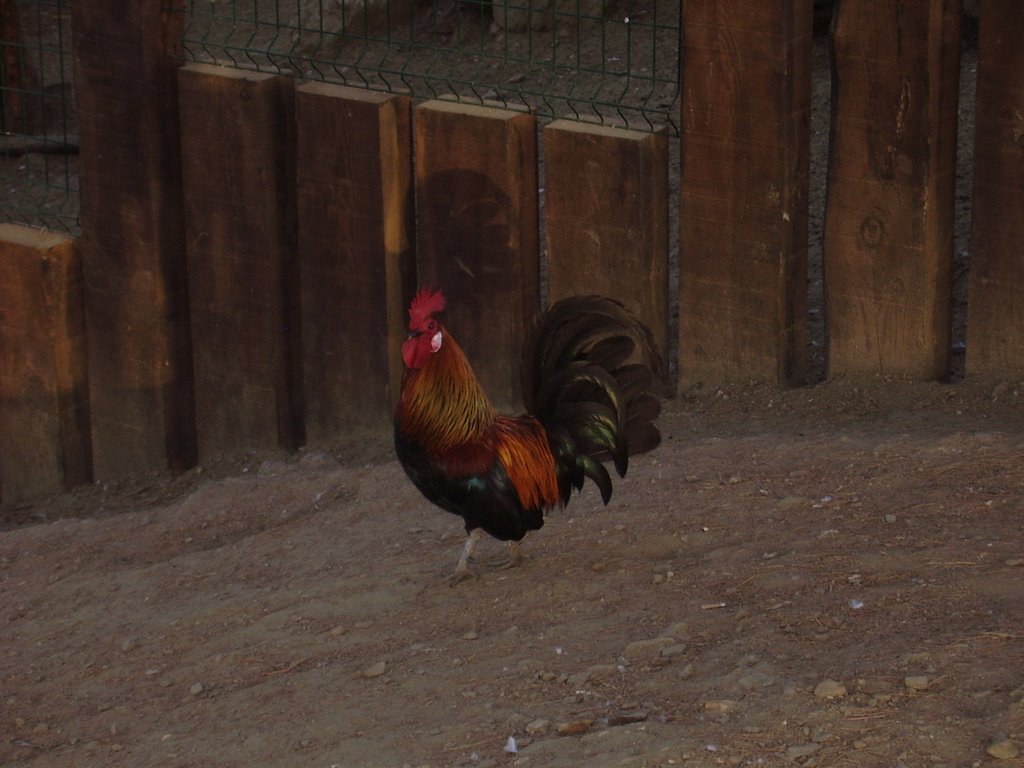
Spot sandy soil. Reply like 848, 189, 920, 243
3, 376, 1024, 768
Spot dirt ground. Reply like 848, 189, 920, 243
6, 5, 1019, 768
3, 376, 1024, 768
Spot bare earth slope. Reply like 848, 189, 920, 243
3, 377, 1024, 767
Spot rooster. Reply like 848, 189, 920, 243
395, 287, 662, 583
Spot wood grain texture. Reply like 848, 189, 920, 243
0, 225, 91, 502
71, 0, 196, 477
179, 64, 301, 459
544, 120, 670, 367
679, 0, 811, 388
297, 83, 414, 436
966, 0, 1024, 376
824, 0, 961, 378
414, 100, 539, 410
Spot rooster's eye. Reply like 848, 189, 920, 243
428, 320, 437, 331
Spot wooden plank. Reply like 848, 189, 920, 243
544, 120, 670, 368
414, 100, 539, 410
679, 0, 811, 388
71, 0, 196, 477
296, 82, 414, 436
0, 224, 91, 502
824, 0, 961, 378
178, 64, 301, 459
966, 0, 1024, 376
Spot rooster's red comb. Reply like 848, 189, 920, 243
408, 286, 446, 327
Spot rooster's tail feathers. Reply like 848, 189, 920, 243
523, 296, 662, 504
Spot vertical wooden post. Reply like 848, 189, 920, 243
966, 0, 1024, 376
71, 0, 196, 476
178, 64, 301, 460
414, 100, 539, 410
824, 0, 961, 378
0, 225, 91, 502
296, 83, 414, 437
679, 0, 811, 389
544, 120, 670, 366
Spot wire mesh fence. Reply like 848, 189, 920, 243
0, 0, 679, 235
0, 0, 78, 233
180, 0, 680, 134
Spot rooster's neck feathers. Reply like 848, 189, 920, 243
398, 329, 495, 453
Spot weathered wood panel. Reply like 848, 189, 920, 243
0, 225, 91, 502
179, 64, 301, 459
544, 120, 670, 366
966, 0, 1024, 375
679, 0, 811, 388
71, 0, 196, 476
414, 100, 539, 410
824, 0, 961, 378
297, 83, 414, 437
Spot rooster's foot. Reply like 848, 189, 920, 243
449, 529, 483, 586
495, 541, 527, 570
448, 559, 478, 586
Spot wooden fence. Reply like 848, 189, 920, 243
1, 0, 1022, 503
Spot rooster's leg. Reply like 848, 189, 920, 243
497, 540, 527, 570
450, 528, 483, 585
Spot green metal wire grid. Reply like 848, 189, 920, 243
0, 0, 79, 234
180, 0, 680, 134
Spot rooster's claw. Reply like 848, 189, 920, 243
448, 561, 478, 587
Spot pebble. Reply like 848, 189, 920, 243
738, 670, 775, 689
1005, 557, 1023, 567
189, 682, 205, 696
704, 699, 739, 714
462, 630, 478, 640
567, 671, 591, 686
661, 643, 687, 658
786, 743, 821, 759
556, 719, 594, 736
884, 514, 898, 524
814, 679, 847, 699
607, 710, 647, 726
904, 675, 930, 691
777, 496, 810, 511
361, 661, 387, 679
584, 664, 618, 679
525, 718, 550, 735
661, 622, 690, 640
622, 637, 675, 660
987, 738, 1019, 760
120, 637, 137, 653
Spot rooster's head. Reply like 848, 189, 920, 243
402, 287, 446, 370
